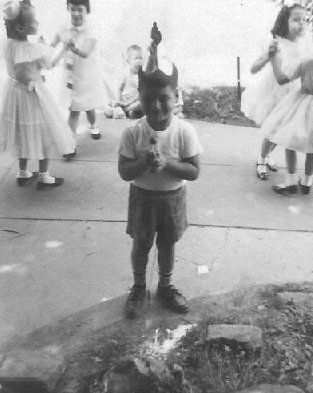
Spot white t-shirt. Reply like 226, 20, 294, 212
118, 115, 203, 191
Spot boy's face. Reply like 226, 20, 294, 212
140, 85, 175, 131
68, 4, 87, 27
128, 50, 143, 73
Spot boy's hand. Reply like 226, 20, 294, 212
150, 151, 167, 172
135, 151, 150, 169
66, 38, 76, 51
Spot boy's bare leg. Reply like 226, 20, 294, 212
125, 236, 154, 319
131, 237, 154, 286
156, 237, 189, 313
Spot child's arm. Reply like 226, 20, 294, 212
118, 154, 149, 181
250, 53, 270, 74
68, 38, 96, 59
118, 78, 126, 105
51, 33, 61, 48
50, 47, 67, 68
250, 39, 278, 74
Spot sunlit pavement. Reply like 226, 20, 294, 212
1, 116, 313, 347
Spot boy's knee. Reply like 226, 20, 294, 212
133, 236, 154, 253
156, 236, 175, 249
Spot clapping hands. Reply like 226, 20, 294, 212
146, 150, 167, 172
65, 38, 76, 51
136, 150, 167, 172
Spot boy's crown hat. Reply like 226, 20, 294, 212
138, 22, 178, 90
67, 0, 90, 13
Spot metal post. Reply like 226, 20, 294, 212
237, 56, 241, 102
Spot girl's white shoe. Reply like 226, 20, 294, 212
90, 127, 101, 140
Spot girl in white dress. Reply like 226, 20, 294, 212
262, 49, 313, 195
0, 0, 75, 189
241, 2, 309, 180
51, 0, 105, 158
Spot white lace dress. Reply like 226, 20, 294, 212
0, 39, 75, 160
57, 23, 108, 111
262, 58, 313, 153
241, 36, 309, 125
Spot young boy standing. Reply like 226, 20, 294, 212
118, 25, 203, 318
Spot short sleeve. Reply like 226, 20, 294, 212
180, 122, 203, 159
118, 127, 136, 159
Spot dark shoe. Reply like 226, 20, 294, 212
63, 148, 77, 161
157, 285, 189, 313
273, 184, 297, 195
256, 163, 268, 180
37, 177, 64, 190
125, 285, 146, 319
17, 172, 39, 187
90, 128, 101, 140
299, 180, 311, 195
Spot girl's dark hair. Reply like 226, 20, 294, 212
271, 4, 305, 38
67, 0, 90, 13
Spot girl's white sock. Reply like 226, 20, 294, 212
18, 169, 32, 178
286, 173, 298, 186
258, 156, 266, 165
38, 172, 56, 184
301, 175, 313, 187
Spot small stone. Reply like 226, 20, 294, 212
237, 384, 305, 393
278, 292, 313, 306
206, 324, 262, 350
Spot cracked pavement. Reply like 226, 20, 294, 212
1, 117, 313, 347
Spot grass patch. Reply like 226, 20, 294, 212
183, 86, 256, 128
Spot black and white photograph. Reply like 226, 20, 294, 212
1, 0, 313, 392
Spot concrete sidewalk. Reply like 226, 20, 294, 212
1, 117, 313, 347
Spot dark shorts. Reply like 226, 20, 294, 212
126, 184, 188, 243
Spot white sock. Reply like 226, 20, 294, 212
286, 173, 298, 186
18, 169, 32, 178
90, 126, 100, 134
301, 175, 313, 187
258, 156, 266, 165
38, 172, 56, 184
